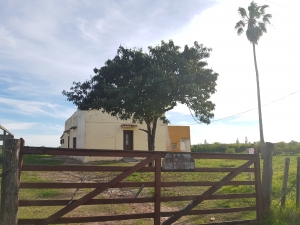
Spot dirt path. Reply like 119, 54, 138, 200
36, 156, 184, 225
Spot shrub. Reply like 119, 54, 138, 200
225, 148, 235, 154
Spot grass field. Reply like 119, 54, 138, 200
1, 153, 300, 224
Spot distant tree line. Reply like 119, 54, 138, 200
192, 141, 300, 155
273, 141, 300, 155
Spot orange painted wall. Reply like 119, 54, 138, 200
167, 126, 191, 152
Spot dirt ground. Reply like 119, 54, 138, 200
45, 156, 183, 225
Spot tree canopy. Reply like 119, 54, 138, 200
63, 40, 218, 151
235, 1, 272, 44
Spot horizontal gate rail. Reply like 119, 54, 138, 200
22, 146, 256, 160
21, 165, 255, 172
19, 193, 256, 206
19, 181, 256, 188
18, 207, 257, 224
18, 146, 262, 225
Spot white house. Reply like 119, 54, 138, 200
60, 110, 191, 162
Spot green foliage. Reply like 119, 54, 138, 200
192, 141, 300, 155
274, 141, 300, 155
235, 1, 272, 44
262, 202, 300, 225
63, 40, 218, 151
192, 142, 257, 153
225, 147, 235, 154
23, 154, 61, 165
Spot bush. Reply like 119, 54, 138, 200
225, 148, 235, 154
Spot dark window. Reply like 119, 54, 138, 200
172, 143, 178, 149
68, 136, 70, 148
73, 137, 76, 148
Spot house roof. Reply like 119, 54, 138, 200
60, 126, 77, 139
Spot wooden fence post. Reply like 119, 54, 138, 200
296, 157, 300, 207
261, 142, 274, 215
254, 149, 263, 223
281, 158, 290, 208
0, 139, 22, 225
154, 155, 161, 225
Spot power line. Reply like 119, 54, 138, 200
264, 0, 289, 8
182, 88, 300, 126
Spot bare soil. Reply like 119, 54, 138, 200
36, 155, 183, 225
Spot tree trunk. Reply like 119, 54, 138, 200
146, 118, 158, 167
252, 43, 265, 158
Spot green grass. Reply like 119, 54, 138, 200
23, 154, 62, 165
1, 154, 300, 224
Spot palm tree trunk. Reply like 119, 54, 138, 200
252, 43, 265, 157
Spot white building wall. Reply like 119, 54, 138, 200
179, 139, 191, 152
60, 111, 86, 161
62, 110, 168, 162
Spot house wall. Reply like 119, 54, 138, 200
61, 110, 168, 162
61, 110, 86, 161
167, 126, 191, 152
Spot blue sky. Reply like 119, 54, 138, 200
1, 0, 300, 147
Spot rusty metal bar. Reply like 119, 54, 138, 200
18, 213, 155, 224
22, 146, 255, 160
22, 147, 157, 157
154, 155, 162, 225
19, 193, 256, 207
21, 165, 255, 172
192, 219, 257, 225
161, 206, 256, 216
254, 149, 263, 222
19, 181, 256, 189
18, 207, 256, 224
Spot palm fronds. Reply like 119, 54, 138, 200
238, 7, 247, 19
235, 1, 272, 44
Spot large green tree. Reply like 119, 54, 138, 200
63, 40, 218, 153
235, 1, 272, 155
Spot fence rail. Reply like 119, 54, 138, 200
1, 139, 263, 225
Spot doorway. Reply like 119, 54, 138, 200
123, 130, 133, 150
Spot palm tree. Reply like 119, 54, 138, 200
235, 1, 272, 156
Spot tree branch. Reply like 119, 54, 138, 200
139, 128, 149, 134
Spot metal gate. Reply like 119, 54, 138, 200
17, 145, 262, 225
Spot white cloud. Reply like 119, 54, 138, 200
0, 97, 75, 119
1, 0, 300, 146
0, 122, 34, 131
